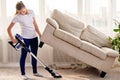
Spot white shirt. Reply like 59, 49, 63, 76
12, 10, 37, 39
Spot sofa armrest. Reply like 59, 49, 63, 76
101, 47, 119, 57
41, 24, 56, 42
46, 18, 59, 29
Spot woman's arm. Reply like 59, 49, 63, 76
33, 17, 42, 38
7, 22, 16, 43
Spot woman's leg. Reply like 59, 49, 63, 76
20, 39, 30, 75
30, 37, 38, 74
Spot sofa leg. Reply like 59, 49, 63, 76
100, 71, 106, 78
39, 41, 44, 48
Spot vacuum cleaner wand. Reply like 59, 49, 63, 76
8, 34, 62, 78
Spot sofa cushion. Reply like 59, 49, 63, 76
54, 29, 82, 48
80, 41, 107, 60
101, 47, 119, 57
51, 9, 85, 37
46, 18, 59, 29
80, 25, 111, 48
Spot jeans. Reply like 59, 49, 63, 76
20, 37, 38, 75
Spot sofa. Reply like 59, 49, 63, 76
39, 9, 119, 78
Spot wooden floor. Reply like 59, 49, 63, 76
0, 63, 120, 80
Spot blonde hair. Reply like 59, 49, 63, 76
15, 1, 28, 14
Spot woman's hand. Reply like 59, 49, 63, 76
11, 38, 17, 43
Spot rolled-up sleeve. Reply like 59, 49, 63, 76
12, 16, 18, 23
31, 10, 35, 17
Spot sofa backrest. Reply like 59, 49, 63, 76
80, 25, 111, 48
51, 9, 85, 37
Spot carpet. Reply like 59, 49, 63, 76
0, 64, 120, 80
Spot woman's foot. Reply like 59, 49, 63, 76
22, 75, 31, 80
33, 73, 43, 77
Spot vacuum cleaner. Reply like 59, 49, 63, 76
8, 34, 62, 78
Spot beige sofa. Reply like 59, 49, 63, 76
40, 9, 119, 78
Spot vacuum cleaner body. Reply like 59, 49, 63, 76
8, 34, 62, 78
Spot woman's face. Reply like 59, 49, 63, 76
17, 8, 27, 15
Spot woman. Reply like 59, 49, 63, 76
7, 1, 42, 79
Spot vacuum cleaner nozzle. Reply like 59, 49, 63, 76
45, 67, 62, 78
